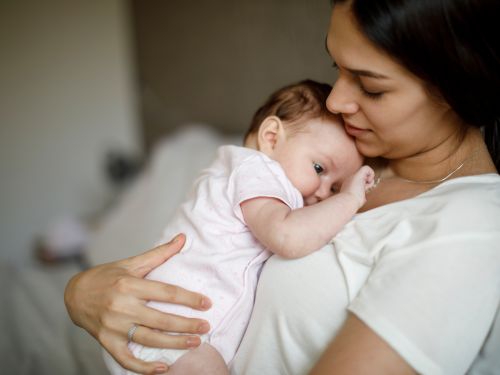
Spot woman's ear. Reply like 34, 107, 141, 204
256, 116, 286, 155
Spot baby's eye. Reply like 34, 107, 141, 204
313, 163, 324, 174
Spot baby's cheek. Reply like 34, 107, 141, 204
350, 152, 365, 171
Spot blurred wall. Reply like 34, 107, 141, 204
131, 0, 337, 149
0, 0, 140, 264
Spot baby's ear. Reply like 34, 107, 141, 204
257, 116, 286, 155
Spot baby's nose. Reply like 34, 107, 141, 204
315, 183, 334, 202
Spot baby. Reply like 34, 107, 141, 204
105, 79, 374, 374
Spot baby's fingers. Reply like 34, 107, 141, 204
361, 166, 376, 189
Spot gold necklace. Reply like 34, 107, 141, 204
371, 150, 478, 188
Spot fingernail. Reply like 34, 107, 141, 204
186, 336, 200, 348
172, 234, 181, 243
198, 321, 210, 333
200, 297, 212, 309
154, 365, 168, 374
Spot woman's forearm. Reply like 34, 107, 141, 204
309, 314, 417, 375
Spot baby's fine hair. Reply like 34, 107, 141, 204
244, 79, 333, 142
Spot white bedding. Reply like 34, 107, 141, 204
0, 125, 241, 375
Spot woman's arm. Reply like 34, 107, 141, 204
64, 234, 212, 375
309, 313, 416, 375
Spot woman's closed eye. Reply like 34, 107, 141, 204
313, 163, 324, 174
358, 82, 384, 100
332, 61, 385, 100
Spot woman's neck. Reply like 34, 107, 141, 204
384, 127, 489, 182
361, 127, 496, 212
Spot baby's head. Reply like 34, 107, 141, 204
245, 80, 363, 205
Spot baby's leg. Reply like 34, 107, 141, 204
166, 343, 229, 375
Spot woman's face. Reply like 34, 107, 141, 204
325, 4, 458, 159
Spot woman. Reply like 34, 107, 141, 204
65, 0, 500, 374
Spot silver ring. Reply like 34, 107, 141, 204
127, 324, 138, 343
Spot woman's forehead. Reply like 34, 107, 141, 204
326, 5, 404, 80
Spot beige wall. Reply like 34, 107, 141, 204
0, 0, 337, 264
131, 0, 337, 149
0, 0, 140, 264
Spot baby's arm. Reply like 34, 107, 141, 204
240, 166, 374, 259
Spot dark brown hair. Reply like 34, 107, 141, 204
244, 79, 334, 142
332, 0, 500, 171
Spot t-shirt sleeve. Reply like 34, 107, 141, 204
348, 232, 500, 375
227, 154, 303, 223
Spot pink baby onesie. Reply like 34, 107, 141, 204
123, 145, 303, 369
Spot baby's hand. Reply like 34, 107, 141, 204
340, 165, 375, 207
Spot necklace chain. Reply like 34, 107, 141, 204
372, 149, 479, 188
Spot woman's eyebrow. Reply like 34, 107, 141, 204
324, 36, 389, 79
346, 68, 389, 79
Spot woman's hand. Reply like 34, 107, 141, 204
64, 233, 212, 375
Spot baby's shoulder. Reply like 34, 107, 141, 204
216, 145, 271, 170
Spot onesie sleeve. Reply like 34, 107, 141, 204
227, 153, 303, 223
348, 231, 500, 375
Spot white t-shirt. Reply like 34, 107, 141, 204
137, 145, 303, 364
230, 174, 500, 375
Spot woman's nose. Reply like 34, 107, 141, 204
326, 79, 359, 114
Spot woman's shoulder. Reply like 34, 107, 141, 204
424, 173, 500, 216
435, 173, 500, 193
365, 173, 500, 216
348, 173, 500, 245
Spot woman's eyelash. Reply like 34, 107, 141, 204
357, 79, 384, 99
332, 61, 384, 100
360, 86, 384, 99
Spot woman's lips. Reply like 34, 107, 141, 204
344, 122, 370, 137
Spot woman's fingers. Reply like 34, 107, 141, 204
130, 324, 203, 350
116, 351, 168, 375
100, 276, 211, 336
129, 277, 212, 311
135, 304, 210, 335
124, 234, 187, 278
106, 340, 169, 375
64, 233, 215, 374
